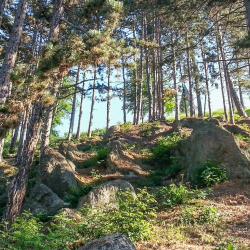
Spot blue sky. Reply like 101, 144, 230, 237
57, 69, 250, 137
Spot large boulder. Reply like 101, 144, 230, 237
178, 121, 250, 181
24, 183, 66, 216
40, 148, 78, 198
78, 234, 136, 250
78, 180, 135, 209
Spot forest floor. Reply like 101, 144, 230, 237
137, 181, 250, 250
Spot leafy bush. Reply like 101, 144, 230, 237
181, 206, 219, 225
151, 133, 183, 165
96, 148, 109, 162
0, 212, 45, 249
156, 184, 208, 209
79, 148, 109, 169
81, 189, 157, 242
0, 190, 157, 249
195, 161, 228, 187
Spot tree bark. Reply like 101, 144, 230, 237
217, 26, 235, 124
88, 68, 97, 137
171, 33, 179, 123
0, 0, 7, 27
218, 27, 247, 118
16, 105, 30, 165
191, 50, 203, 118
245, 0, 250, 34
185, 32, 194, 117
68, 66, 80, 141
106, 64, 111, 130
5, 103, 43, 222
40, 0, 65, 153
201, 43, 212, 118
48, 0, 64, 42
0, 0, 27, 104
122, 59, 127, 124
5, 0, 65, 221
216, 34, 228, 122
9, 122, 21, 154
76, 75, 85, 140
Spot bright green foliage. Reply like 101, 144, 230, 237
156, 184, 208, 209
216, 242, 237, 250
81, 189, 157, 242
196, 161, 228, 187
151, 133, 184, 165
80, 147, 109, 169
246, 109, 250, 116
0, 212, 44, 249
0, 190, 157, 249
181, 206, 219, 225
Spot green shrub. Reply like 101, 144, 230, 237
79, 148, 109, 169
181, 206, 219, 225
0, 212, 45, 250
216, 242, 237, 250
80, 189, 157, 242
151, 133, 183, 165
195, 161, 228, 187
0, 190, 157, 249
156, 184, 207, 209
96, 148, 109, 162
246, 108, 250, 117
44, 214, 81, 249
157, 184, 190, 208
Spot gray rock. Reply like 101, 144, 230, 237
178, 121, 250, 180
40, 148, 78, 198
78, 180, 135, 209
78, 234, 136, 250
25, 183, 66, 216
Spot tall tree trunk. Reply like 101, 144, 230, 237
0, 139, 4, 162
136, 44, 144, 124
144, 15, 152, 122
0, 0, 7, 27
9, 122, 21, 154
236, 54, 245, 109
201, 43, 212, 118
216, 35, 228, 122
106, 64, 111, 130
217, 26, 235, 124
68, 66, 80, 141
191, 50, 203, 118
5, 103, 43, 222
245, 0, 250, 34
0, 0, 27, 161
48, 0, 64, 42
171, 33, 179, 123
76, 75, 85, 140
40, 0, 65, 153
88, 68, 97, 138
0, 0, 27, 104
218, 27, 247, 118
5, 0, 65, 221
16, 105, 30, 165
122, 59, 127, 124
185, 32, 194, 117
